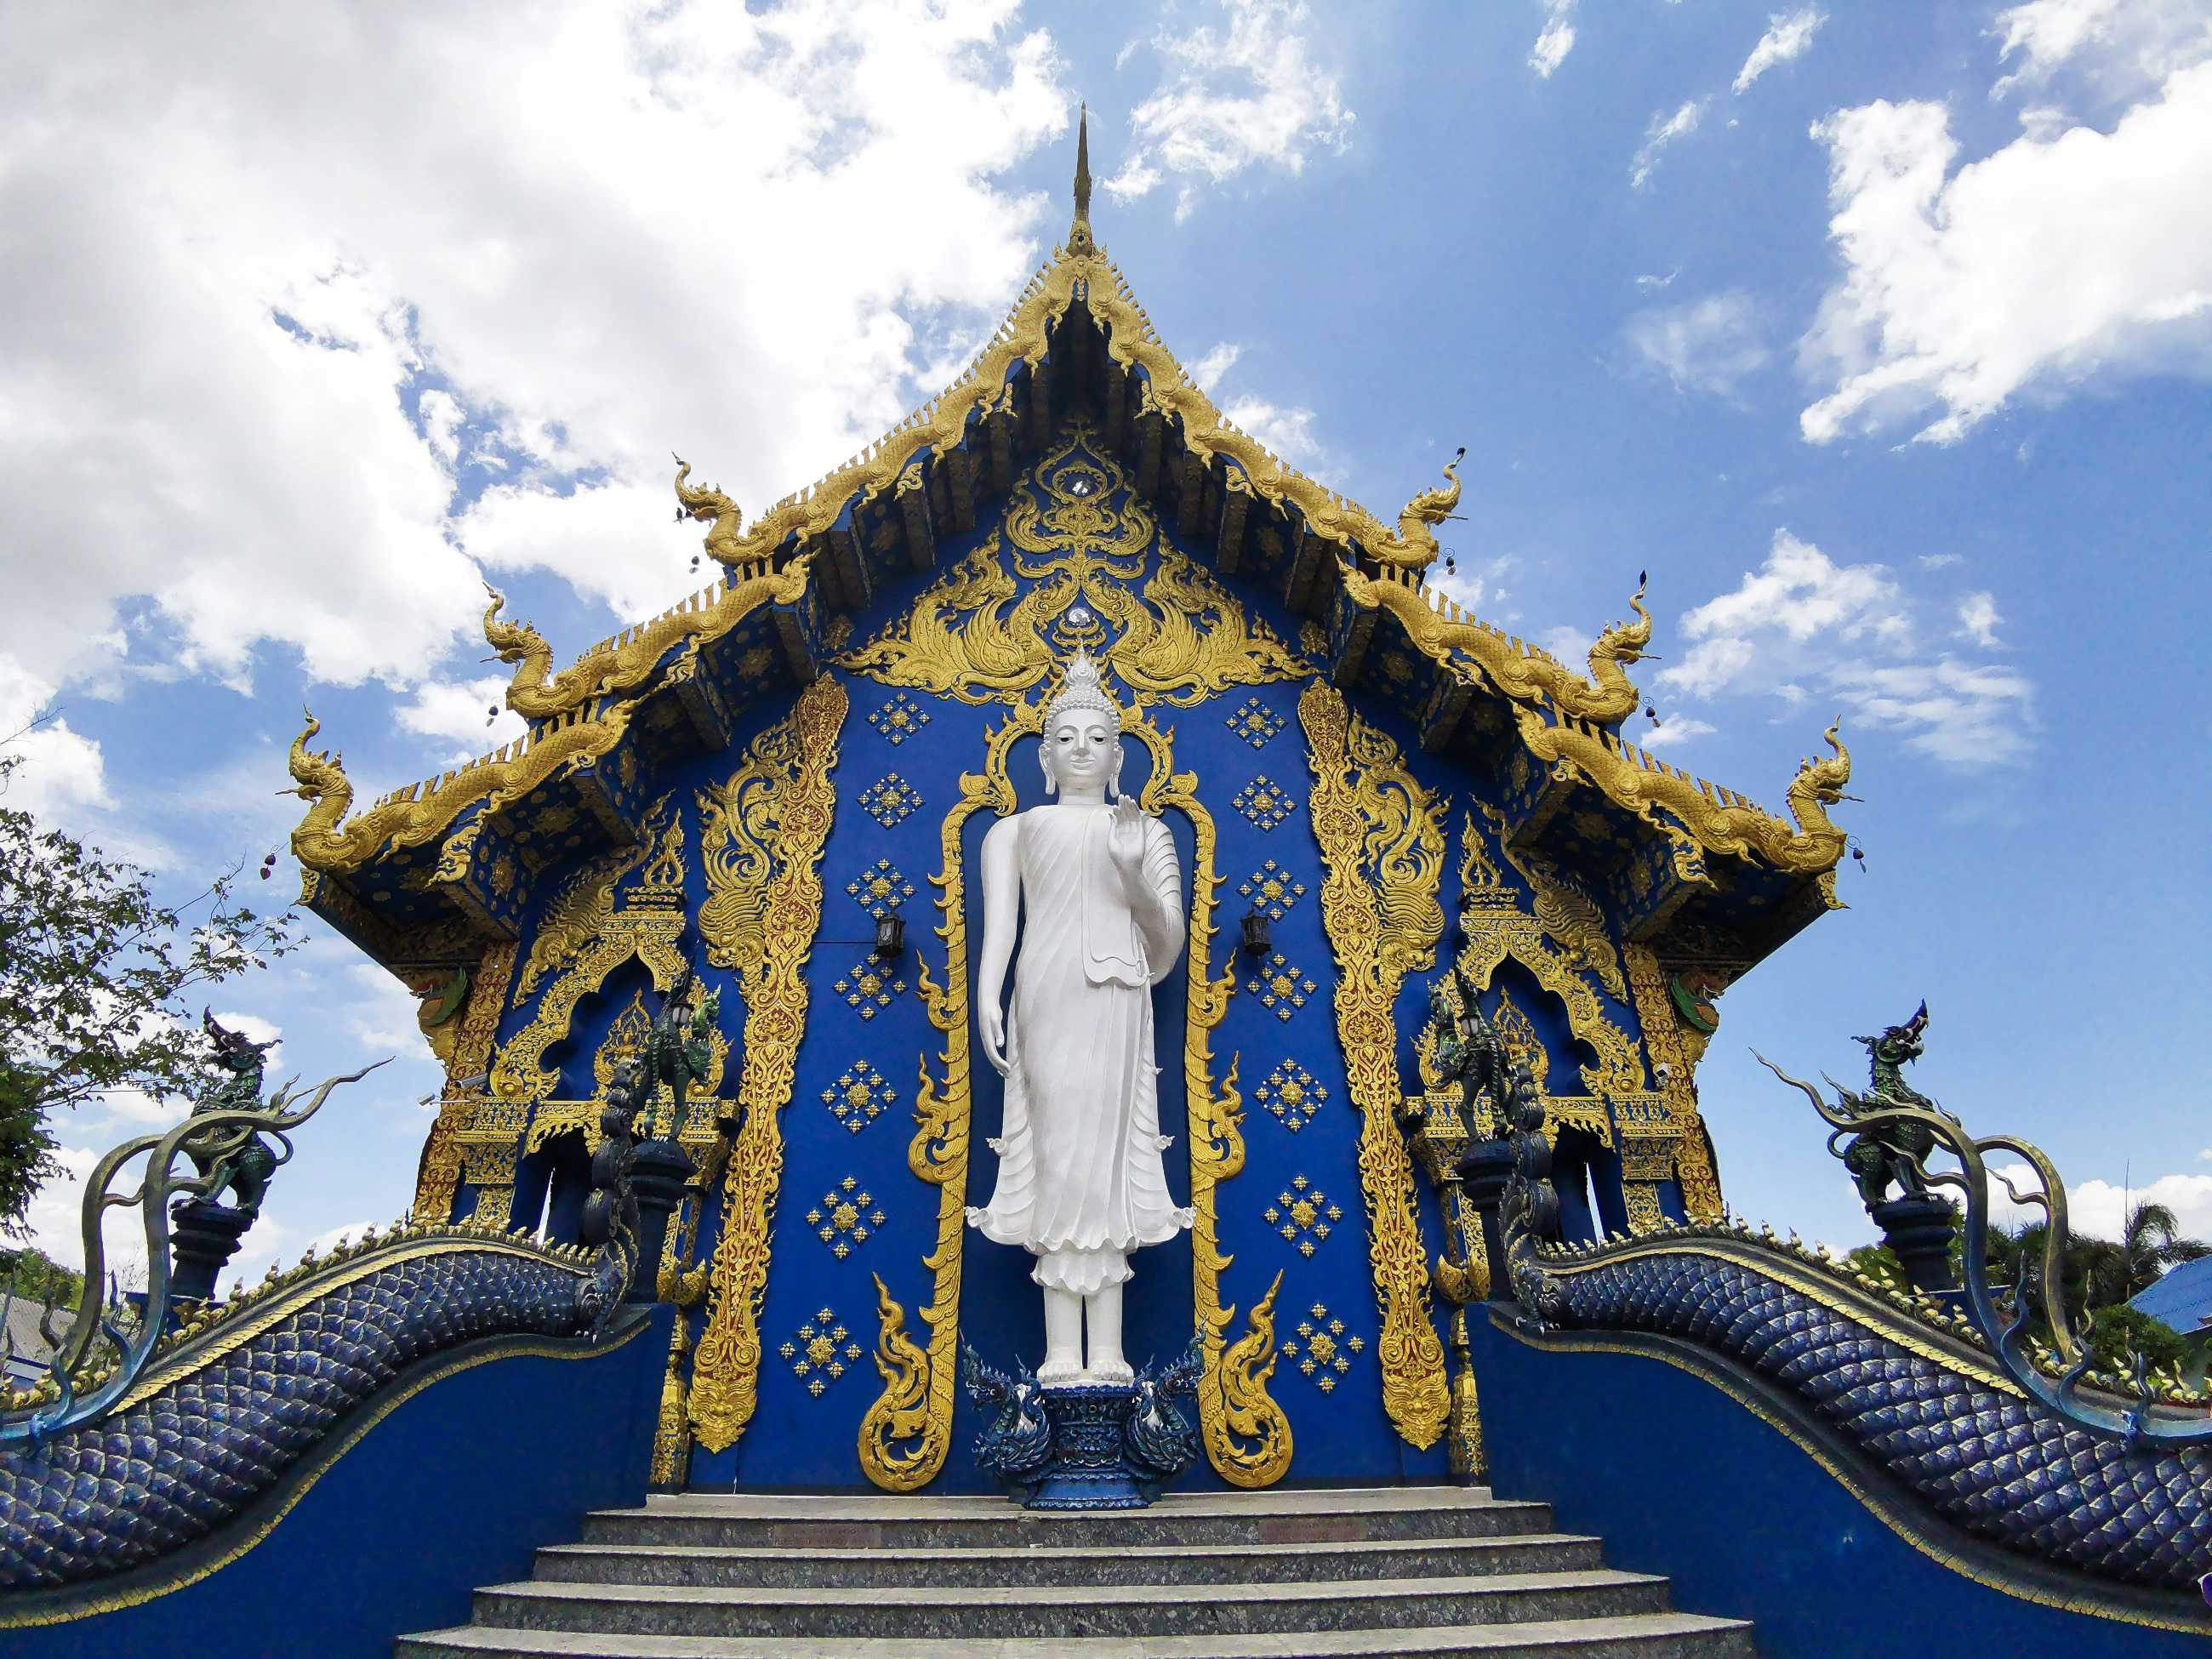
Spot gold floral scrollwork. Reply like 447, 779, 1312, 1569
687, 672, 848, 1455
1132, 702, 1291, 1486
859, 693, 1036, 1491
1298, 680, 1451, 1451
835, 534, 1065, 704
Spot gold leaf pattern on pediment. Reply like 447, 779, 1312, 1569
837, 430, 1308, 708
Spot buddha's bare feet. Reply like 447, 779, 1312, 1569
1037, 1354, 1084, 1388
1083, 1355, 1134, 1387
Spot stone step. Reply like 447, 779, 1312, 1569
531, 1531, 1609, 1590
396, 1609, 1759, 1658
467, 1570, 1675, 1642
581, 1486, 1557, 1553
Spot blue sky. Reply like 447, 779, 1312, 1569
4, 0, 2208, 1279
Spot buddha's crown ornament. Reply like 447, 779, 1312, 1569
1046, 647, 1123, 734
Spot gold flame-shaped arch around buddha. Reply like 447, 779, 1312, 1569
853, 678, 1292, 1491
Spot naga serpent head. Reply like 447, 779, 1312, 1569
1855, 1000, 1930, 1070
202, 1008, 276, 1072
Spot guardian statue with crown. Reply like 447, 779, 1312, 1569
965, 649, 1192, 1390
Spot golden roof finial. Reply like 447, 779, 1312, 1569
1069, 102, 1094, 250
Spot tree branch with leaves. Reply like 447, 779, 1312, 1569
0, 744, 297, 1236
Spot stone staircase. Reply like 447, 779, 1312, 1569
395, 1485, 1753, 1657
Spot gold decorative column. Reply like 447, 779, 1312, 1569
687, 673, 848, 1455
1299, 680, 1451, 1451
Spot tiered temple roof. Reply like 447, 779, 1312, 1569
289, 114, 1850, 988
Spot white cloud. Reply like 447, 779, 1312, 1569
1993, 1163, 2212, 1244
22, 1143, 101, 1268
1191, 342, 1331, 473
94, 1088, 192, 1128
398, 675, 528, 756
1189, 341, 1244, 391
1799, 60, 2212, 444
1918, 552, 1963, 569
1626, 290, 1770, 397
1221, 396, 1325, 470
1631, 98, 1711, 189
0, 665, 110, 818
1106, 0, 1354, 216
1954, 590, 2002, 647
1735, 9, 1827, 94
1541, 624, 1594, 666
1991, 0, 2212, 100
1530, 1, 1577, 78
1634, 268, 1681, 291
1658, 529, 2036, 764
348, 964, 428, 1056
1638, 716, 1719, 748
417, 388, 465, 464
1428, 555, 1515, 619
0, 0, 1071, 733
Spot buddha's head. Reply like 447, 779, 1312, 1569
1041, 648, 1124, 801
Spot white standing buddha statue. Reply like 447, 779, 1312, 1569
966, 649, 1193, 1387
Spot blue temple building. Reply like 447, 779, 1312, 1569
277, 115, 1854, 1500
5, 122, 2205, 1659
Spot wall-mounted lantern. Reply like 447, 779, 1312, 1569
875, 912, 906, 960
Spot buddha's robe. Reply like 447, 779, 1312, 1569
968, 803, 1192, 1294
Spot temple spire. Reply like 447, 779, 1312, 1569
1069, 102, 1094, 250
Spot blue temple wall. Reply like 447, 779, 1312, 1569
10, 1306, 669, 1659
1469, 1310, 2206, 1659
468, 433, 1679, 1494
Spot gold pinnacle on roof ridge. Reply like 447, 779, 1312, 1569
1070, 102, 1094, 250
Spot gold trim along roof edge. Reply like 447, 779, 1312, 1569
288, 225, 1850, 885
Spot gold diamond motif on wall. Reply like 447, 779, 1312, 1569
1280, 1300, 1364, 1394
846, 858, 916, 919
858, 773, 925, 829
1246, 953, 1318, 1022
1263, 1174, 1343, 1258
807, 1176, 887, 1259
1224, 696, 1284, 750
1254, 1058, 1328, 1132
867, 692, 932, 747
779, 1306, 865, 1398
832, 955, 908, 1021
1231, 775, 1298, 832
1237, 859, 1307, 921
822, 1059, 898, 1135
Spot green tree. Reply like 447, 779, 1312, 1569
0, 739, 295, 1237
0, 1243, 83, 1309
2084, 1303, 2191, 1377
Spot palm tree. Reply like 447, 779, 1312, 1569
2091, 1201, 2212, 1308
